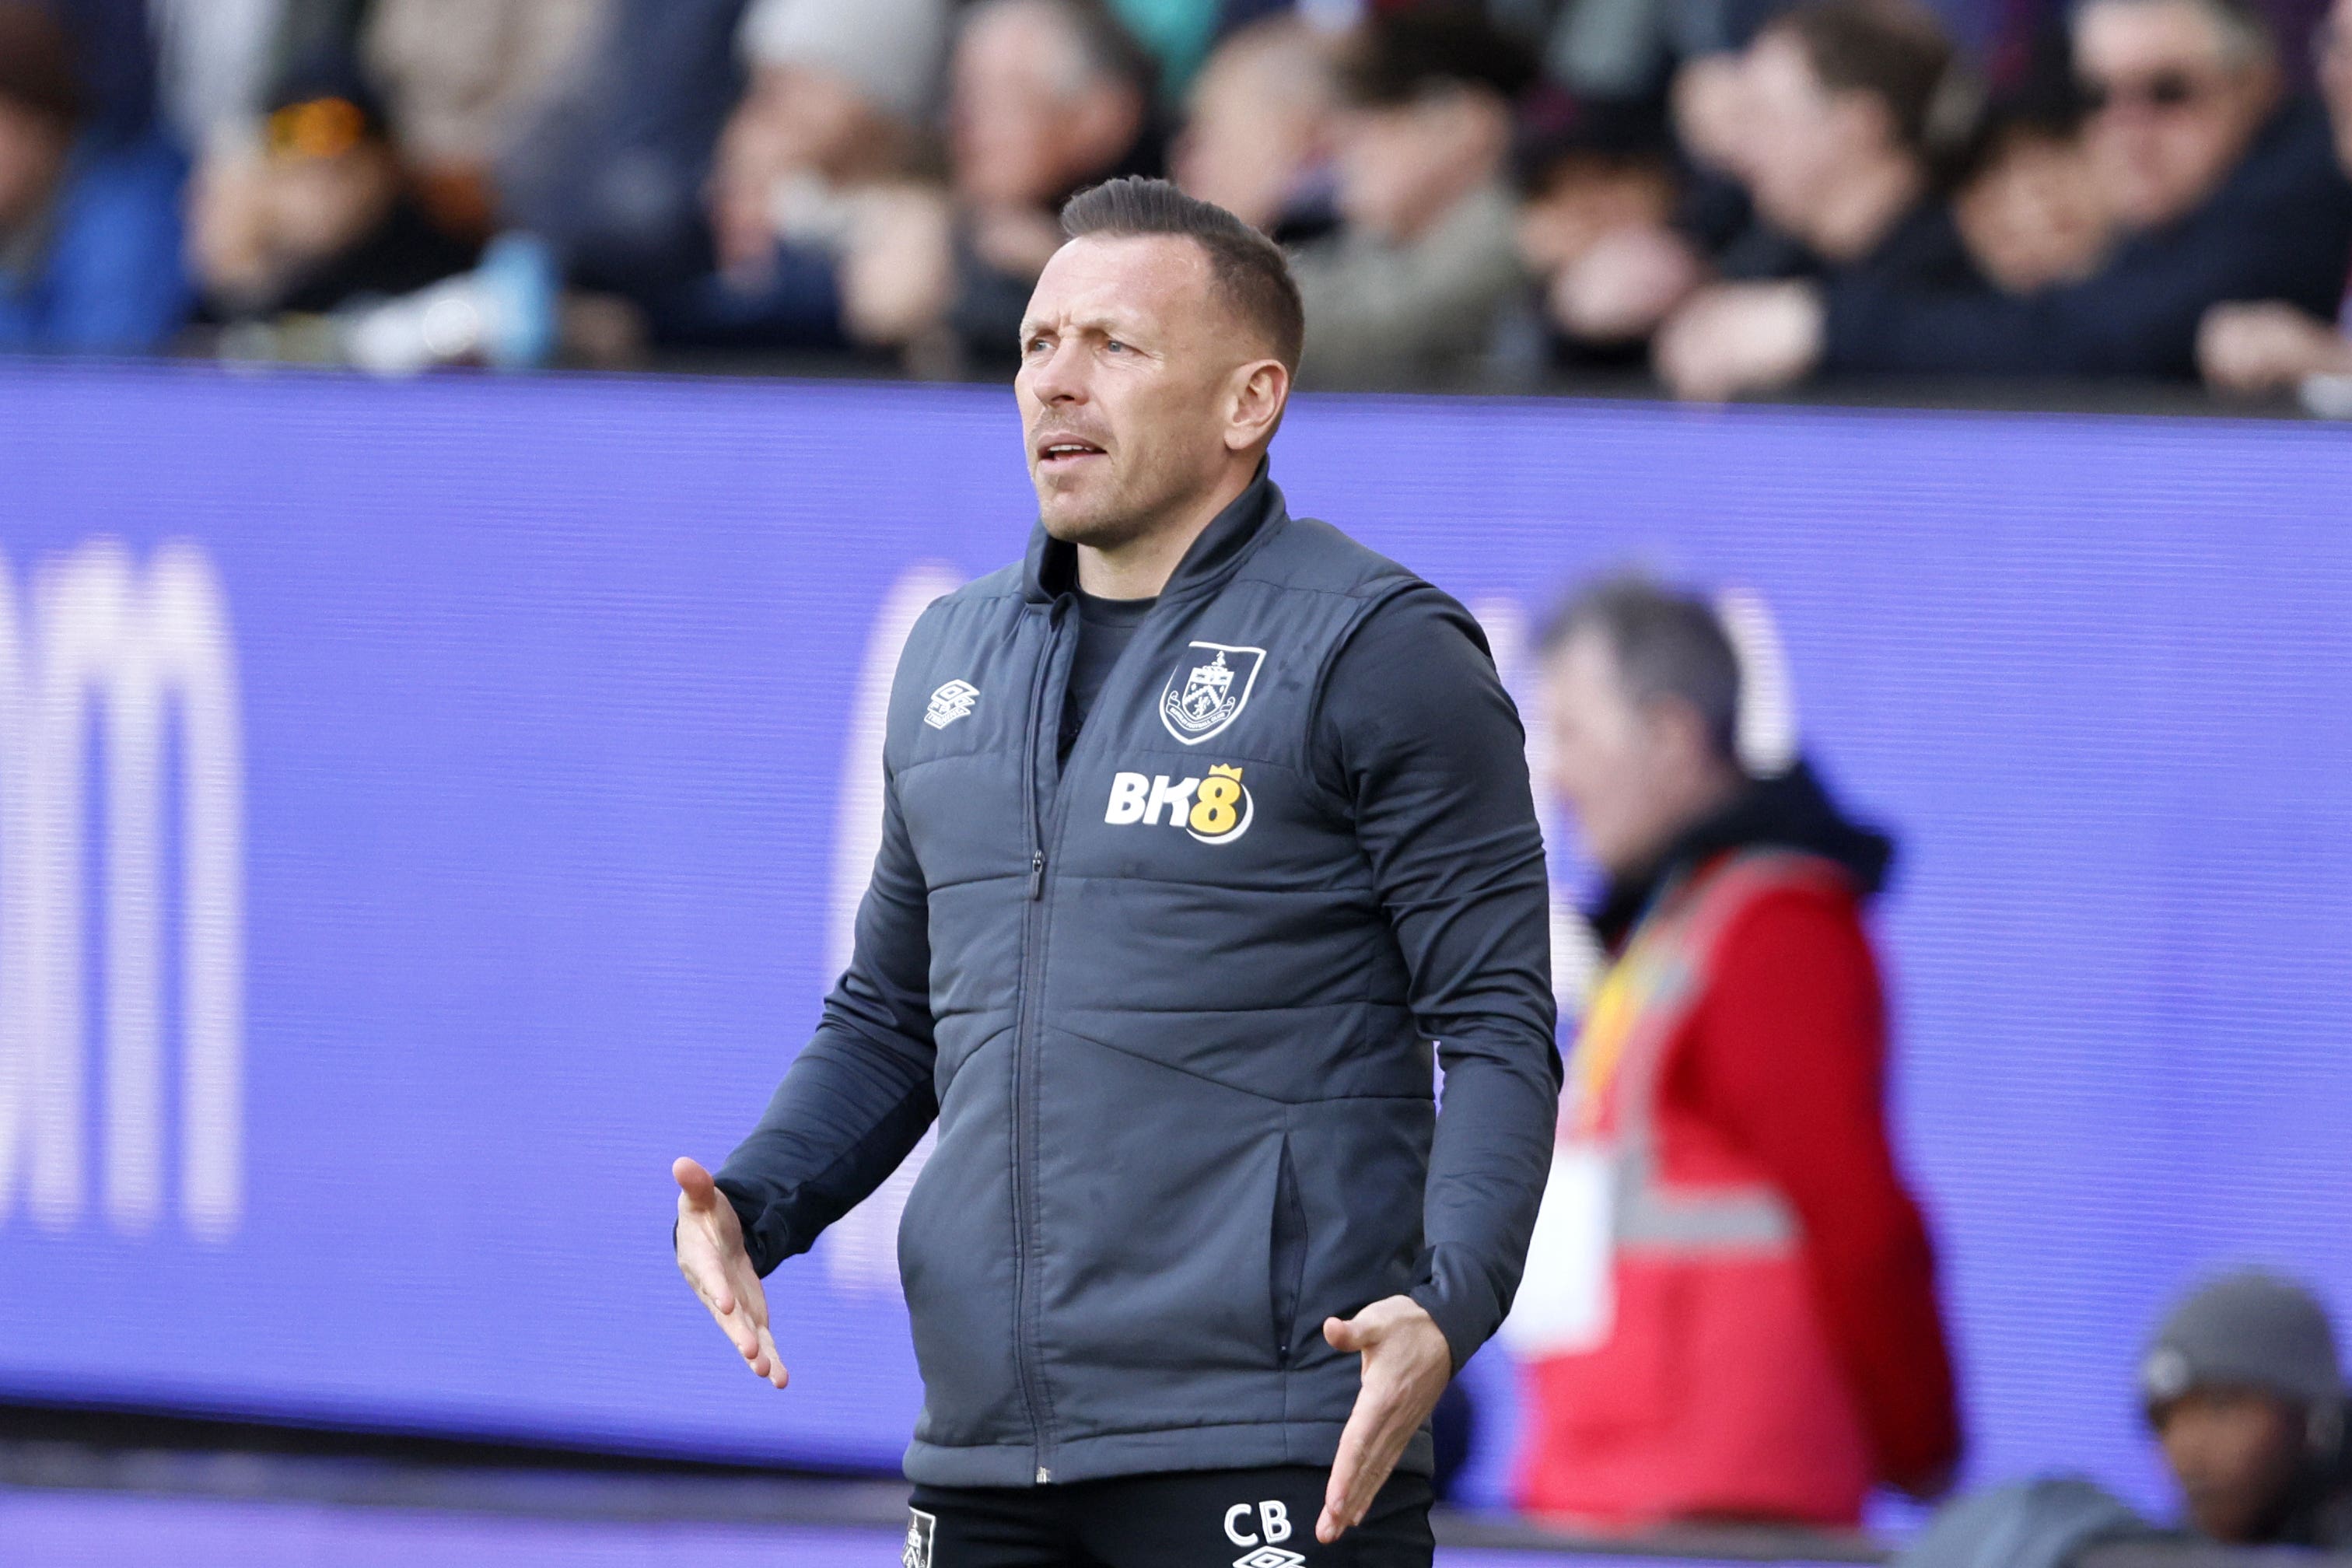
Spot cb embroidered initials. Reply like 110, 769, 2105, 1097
1225, 1499, 1303, 1568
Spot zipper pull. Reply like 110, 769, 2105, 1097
1028, 851, 1045, 900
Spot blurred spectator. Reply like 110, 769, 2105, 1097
1290, 6, 1536, 387
1560, 0, 1979, 362
0, 1, 187, 351
636, 0, 946, 352
361, 0, 609, 240
838, 0, 1157, 369
2142, 1272, 2352, 1549
1513, 94, 1682, 364
2198, 0, 2352, 393
1659, 0, 2352, 394
1171, 15, 1339, 243
1952, 89, 2116, 292
1653, 0, 1987, 394
190, 55, 476, 323
1511, 578, 1959, 1529
145, 0, 373, 156
496, 0, 748, 296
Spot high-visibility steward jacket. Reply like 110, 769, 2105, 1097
1512, 849, 1878, 1527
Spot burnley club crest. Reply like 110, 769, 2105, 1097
1159, 642, 1266, 745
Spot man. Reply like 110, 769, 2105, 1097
1288, 8, 1535, 387
1172, 16, 1339, 245
1654, 0, 1984, 394
1658, 0, 2352, 395
1513, 579, 1958, 1528
188, 54, 477, 324
674, 177, 1557, 1564
640, 0, 947, 351
0, 1, 187, 352
2143, 1272, 2352, 1549
838, 0, 1157, 369
2198, 0, 2352, 393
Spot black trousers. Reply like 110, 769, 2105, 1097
904, 1465, 1435, 1568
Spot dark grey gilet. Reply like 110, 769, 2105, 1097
885, 482, 1443, 1487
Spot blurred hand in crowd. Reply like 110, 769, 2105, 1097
1955, 118, 2116, 292
2074, 0, 2280, 233
1654, 279, 1826, 397
191, 103, 404, 316
838, 183, 958, 345
1517, 151, 1679, 282
709, 0, 947, 285
2192, 0, 2352, 393
1547, 223, 1707, 342
710, 66, 893, 280
2197, 299, 2352, 390
1172, 18, 1335, 235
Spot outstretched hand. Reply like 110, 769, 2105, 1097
1318, 1295, 1453, 1543
673, 1156, 788, 1389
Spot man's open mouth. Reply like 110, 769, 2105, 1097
1037, 439, 1107, 467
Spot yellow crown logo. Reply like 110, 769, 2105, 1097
1207, 764, 1243, 780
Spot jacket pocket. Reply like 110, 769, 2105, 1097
1270, 1134, 1309, 1365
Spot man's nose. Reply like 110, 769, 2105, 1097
1027, 340, 1087, 404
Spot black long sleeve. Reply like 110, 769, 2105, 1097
1314, 586, 1562, 1368
714, 768, 940, 1276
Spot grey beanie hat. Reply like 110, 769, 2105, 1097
2140, 1271, 2344, 1415
738, 0, 949, 122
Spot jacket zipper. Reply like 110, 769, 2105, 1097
1008, 600, 1065, 1482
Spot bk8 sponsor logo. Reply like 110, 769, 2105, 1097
1103, 764, 1252, 845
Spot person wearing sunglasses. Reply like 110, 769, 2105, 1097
1650, 0, 2352, 394
2198, 0, 2352, 394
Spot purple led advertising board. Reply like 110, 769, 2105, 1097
2, 363, 2348, 1517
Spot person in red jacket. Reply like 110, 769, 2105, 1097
1508, 576, 1960, 1530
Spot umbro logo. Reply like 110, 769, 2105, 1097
1234, 1550, 1305, 1568
923, 678, 978, 730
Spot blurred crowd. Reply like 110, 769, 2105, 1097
0, 0, 2347, 398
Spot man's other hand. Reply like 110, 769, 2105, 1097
673, 1156, 789, 1389
1318, 1295, 1453, 1542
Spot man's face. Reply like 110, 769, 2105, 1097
1740, 33, 1880, 238
952, 2, 1137, 209
1332, 89, 1502, 244
1543, 632, 1697, 877
1016, 234, 1257, 548
2321, 0, 2352, 171
2158, 1388, 2307, 1542
1174, 40, 1330, 233
1955, 127, 2116, 292
2076, 0, 2275, 230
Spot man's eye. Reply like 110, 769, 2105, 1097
1104, 339, 1127, 353
1024, 336, 1050, 355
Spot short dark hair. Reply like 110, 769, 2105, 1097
1765, 0, 1972, 163
1059, 176, 1307, 373
1541, 576, 1742, 761
0, 2, 84, 129
1338, 5, 1539, 107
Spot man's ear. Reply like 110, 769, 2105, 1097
1226, 358, 1290, 451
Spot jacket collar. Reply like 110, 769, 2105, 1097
1022, 460, 1286, 606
